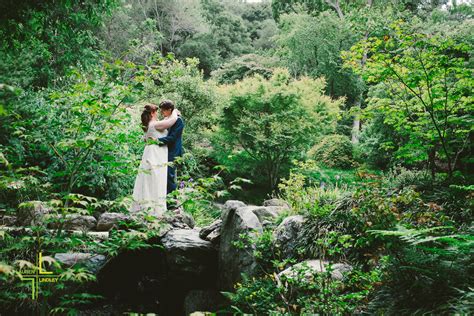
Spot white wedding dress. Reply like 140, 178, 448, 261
130, 122, 168, 217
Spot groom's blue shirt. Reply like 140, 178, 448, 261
158, 116, 184, 161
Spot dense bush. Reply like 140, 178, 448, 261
355, 109, 399, 169
308, 134, 354, 169
0, 0, 116, 88
214, 69, 342, 193
344, 19, 474, 177
210, 54, 278, 84
275, 163, 473, 314
368, 226, 474, 314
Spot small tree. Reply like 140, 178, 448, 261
216, 69, 341, 191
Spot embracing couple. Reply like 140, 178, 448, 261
130, 100, 184, 217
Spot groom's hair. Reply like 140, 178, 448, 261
159, 100, 174, 111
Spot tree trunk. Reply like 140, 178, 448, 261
352, 103, 361, 144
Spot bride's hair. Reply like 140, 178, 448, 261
141, 104, 157, 132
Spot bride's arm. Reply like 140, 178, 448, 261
153, 109, 179, 130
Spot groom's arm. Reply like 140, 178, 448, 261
157, 117, 184, 145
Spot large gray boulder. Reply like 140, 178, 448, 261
265, 205, 290, 215
247, 206, 278, 222
278, 259, 353, 282
161, 229, 217, 277
220, 200, 247, 221
218, 206, 263, 291
273, 215, 305, 258
96, 212, 131, 231
54, 253, 107, 273
17, 201, 52, 226
224, 200, 247, 211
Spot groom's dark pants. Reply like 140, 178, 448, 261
167, 164, 177, 194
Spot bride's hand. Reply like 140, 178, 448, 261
172, 109, 181, 116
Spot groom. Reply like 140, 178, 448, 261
156, 100, 185, 194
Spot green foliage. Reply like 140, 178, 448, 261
0, 209, 163, 314
215, 69, 341, 192
44, 61, 142, 199
355, 109, 399, 169
383, 166, 473, 225
211, 54, 278, 84
343, 19, 474, 176
171, 171, 227, 226
271, 0, 330, 21
278, 161, 347, 215
308, 134, 354, 169
223, 227, 382, 315
384, 166, 434, 191
294, 179, 455, 262
0, 167, 51, 210
0, 0, 117, 88
276, 11, 363, 103
0, 0, 472, 314
368, 225, 474, 314
98, 6, 164, 64
201, 0, 253, 60
1, 53, 219, 204
141, 55, 219, 156
177, 33, 222, 76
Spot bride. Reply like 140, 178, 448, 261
130, 103, 180, 217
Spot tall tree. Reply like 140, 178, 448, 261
343, 20, 473, 176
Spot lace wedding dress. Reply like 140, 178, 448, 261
130, 123, 168, 217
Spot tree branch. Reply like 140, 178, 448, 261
324, 0, 344, 20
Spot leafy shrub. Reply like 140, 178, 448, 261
226, 266, 381, 314
0, 166, 51, 210
171, 172, 227, 227
210, 53, 278, 84
0, 207, 163, 314
224, 228, 382, 315
277, 160, 347, 216
355, 108, 398, 170
384, 166, 434, 191
296, 181, 452, 262
368, 226, 474, 314
308, 134, 354, 169
215, 68, 342, 192
385, 167, 473, 226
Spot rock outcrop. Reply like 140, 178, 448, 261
273, 215, 305, 258
161, 228, 217, 278
47, 214, 97, 231
4, 198, 336, 315
17, 201, 51, 226
96, 212, 131, 231
218, 204, 263, 291
278, 259, 353, 282
54, 253, 107, 273
199, 219, 222, 244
